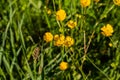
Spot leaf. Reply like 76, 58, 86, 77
0, 67, 6, 80
86, 9, 96, 19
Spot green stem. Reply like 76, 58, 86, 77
33, 60, 37, 79
80, 7, 84, 31
100, 4, 115, 20
79, 66, 86, 80
52, 0, 56, 11
61, 46, 65, 61
49, 42, 53, 58
43, 10, 51, 29
59, 0, 61, 9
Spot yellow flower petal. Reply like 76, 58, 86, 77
113, 0, 120, 6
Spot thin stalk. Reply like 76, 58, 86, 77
86, 56, 111, 80
79, 66, 86, 80
52, 0, 56, 11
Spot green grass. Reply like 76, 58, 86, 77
0, 0, 120, 80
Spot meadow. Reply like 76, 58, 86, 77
0, 0, 120, 80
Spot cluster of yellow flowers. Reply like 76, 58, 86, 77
101, 24, 114, 37
43, 0, 117, 72
67, 20, 77, 29
54, 34, 74, 47
59, 61, 68, 70
113, 0, 120, 6
80, 0, 91, 7
43, 32, 74, 47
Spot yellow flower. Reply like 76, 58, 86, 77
113, 0, 120, 6
47, 9, 51, 15
56, 9, 66, 21
80, 0, 91, 7
101, 24, 114, 37
67, 20, 77, 29
59, 61, 68, 70
54, 34, 65, 47
54, 34, 59, 41
64, 36, 74, 47
43, 32, 53, 42
109, 43, 113, 47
